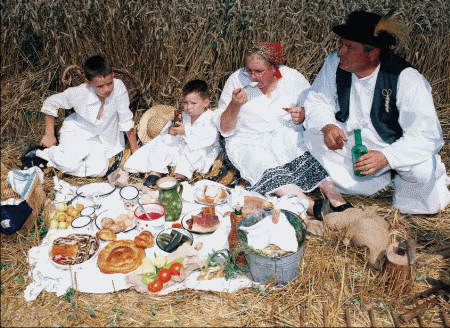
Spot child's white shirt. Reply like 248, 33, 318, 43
41, 79, 134, 158
124, 109, 220, 177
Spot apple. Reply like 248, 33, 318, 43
57, 212, 67, 222
49, 220, 59, 230
57, 203, 67, 212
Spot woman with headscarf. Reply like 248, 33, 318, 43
215, 42, 351, 219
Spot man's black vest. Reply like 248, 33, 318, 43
335, 50, 413, 144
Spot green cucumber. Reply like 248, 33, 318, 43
158, 233, 172, 243
181, 234, 191, 244
164, 230, 183, 252
158, 239, 168, 248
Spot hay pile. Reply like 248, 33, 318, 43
1, 0, 449, 326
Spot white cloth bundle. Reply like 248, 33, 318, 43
238, 211, 298, 253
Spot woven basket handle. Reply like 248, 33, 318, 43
61, 65, 84, 91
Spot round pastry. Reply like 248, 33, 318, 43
123, 218, 134, 229
101, 217, 114, 228
96, 228, 117, 241
97, 239, 146, 274
117, 221, 127, 232
134, 231, 154, 249
109, 224, 122, 233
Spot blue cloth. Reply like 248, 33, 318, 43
1, 200, 32, 235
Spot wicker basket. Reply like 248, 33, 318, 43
61, 65, 142, 109
1, 163, 47, 241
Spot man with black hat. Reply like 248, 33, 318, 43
303, 10, 450, 214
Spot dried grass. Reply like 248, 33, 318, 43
1, 0, 449, 327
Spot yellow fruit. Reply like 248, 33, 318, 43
57, 212, 67, 222
66, 205, 75, 214
75, 204, 84, 212
66, 216, 75, 225
57, 203, 67, 212
67, 208, 79, 218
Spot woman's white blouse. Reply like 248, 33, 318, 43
214, 66, 311, 185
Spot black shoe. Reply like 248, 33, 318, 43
313, 199, 332, 221
20, 157, 48, 170
330, 201, 353, 212
144, 174, 161, 187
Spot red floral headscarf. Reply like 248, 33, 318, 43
248, 42, 288, 79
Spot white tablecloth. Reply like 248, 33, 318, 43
25, 179, 307, 301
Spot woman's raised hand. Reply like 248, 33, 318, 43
231, 88, 248, 107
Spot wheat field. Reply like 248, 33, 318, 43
1, 0, 449, 326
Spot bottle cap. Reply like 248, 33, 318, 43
235, 203, 242, 215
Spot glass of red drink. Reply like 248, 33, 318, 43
134, 203, 166, 234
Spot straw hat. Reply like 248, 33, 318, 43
137, 105, 176, 144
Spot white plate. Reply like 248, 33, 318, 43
181, 208, 223, 234
48, 231, 100, 270
95, 209, 136, 233
76, 182, 116, 198
192, 181, 229, 206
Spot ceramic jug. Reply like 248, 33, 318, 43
156, 177, 183, 222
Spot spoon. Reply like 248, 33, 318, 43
244, 82, 259, 89
137, 201, 152, 221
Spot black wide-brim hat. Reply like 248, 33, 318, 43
332, 11, 396, 47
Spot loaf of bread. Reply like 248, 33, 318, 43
203, 185, 227, 204
97, 239, 145, 274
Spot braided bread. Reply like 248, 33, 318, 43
97, 239, 145, 274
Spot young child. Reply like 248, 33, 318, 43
34, 55, 138, 177
124, 79, 220, 186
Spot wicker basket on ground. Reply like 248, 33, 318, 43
61, 65, 142, 110
1, 163, 47, 242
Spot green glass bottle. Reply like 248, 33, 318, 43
352, 129, 367, 177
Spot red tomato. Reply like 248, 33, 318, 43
147, 278, 163, 292
170, 262, 183, 275
171, 223, 182, 228
158, 268, 172, 283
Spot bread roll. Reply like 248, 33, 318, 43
134, 231, 154, 249
96, 228, 117, 241
109, 224, 122, 233
101, 217, 114, 228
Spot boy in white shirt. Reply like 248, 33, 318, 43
124, 80, 220, 186
34, 55, 138, 177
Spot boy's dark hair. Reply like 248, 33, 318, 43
182, 79, 210, 99
83, 55, 113, 81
